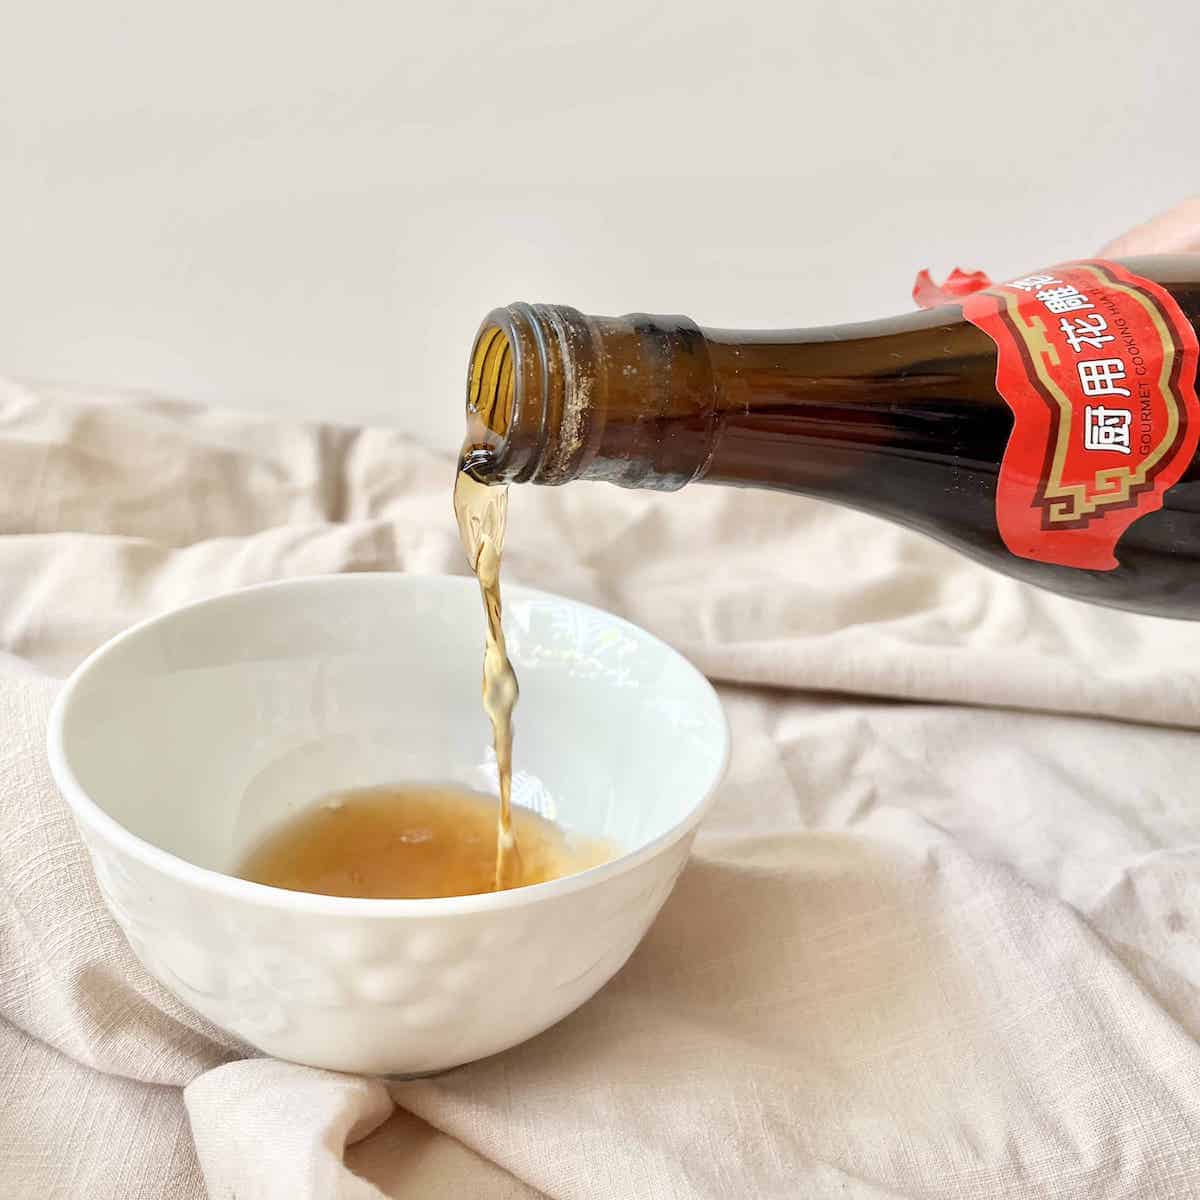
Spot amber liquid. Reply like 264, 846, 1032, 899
453, 468, 522, 889
236, 784, 612, 900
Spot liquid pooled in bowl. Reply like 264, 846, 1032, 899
236, 784, 615, 900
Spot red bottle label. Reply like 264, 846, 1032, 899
961, 260, 1200, 571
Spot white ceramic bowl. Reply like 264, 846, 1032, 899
47, 574, 728, 1075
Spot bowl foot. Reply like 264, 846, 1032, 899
381, 1063, 465, 1081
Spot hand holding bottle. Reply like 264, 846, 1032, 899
1101, 197, 1200, 256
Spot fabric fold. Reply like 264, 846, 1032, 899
2, 377, 1200, 1198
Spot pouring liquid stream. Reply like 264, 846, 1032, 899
453, 468, 521, 891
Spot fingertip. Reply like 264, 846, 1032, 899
1099, 196, 1200, 256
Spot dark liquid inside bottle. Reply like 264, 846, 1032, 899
461, 256, 1200, 619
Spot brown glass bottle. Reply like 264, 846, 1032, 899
460, 255, 1200, 620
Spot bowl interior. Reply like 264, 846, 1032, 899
55, 575, 727, 877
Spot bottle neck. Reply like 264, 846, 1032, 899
461, 303, 721, 490
460, 301, 1005, 499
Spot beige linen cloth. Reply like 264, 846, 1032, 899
4, 376, 1200, 1199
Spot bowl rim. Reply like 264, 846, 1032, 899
47, 573, 730, 918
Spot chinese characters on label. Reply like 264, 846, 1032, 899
1008, 273, 1132, 453
963, 259, 1200, 570
1083, 405, 1132, 455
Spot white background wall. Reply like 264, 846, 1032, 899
1, 1, 1196, 451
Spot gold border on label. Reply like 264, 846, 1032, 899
998, 264, 1179, 525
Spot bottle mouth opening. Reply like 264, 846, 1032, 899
467, 324, 515, 442
461, 306, 551, 484
459, 302, 594, 485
